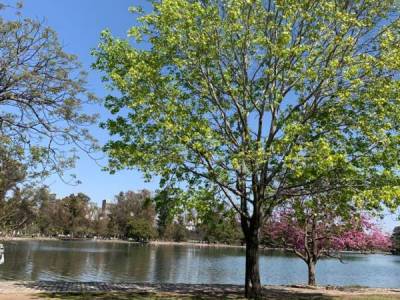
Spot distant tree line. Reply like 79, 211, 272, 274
0, 184, 393, 249
0, 186, 244, 244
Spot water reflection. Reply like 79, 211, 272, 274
0, 243, 3, 265
0, 241, 399, 288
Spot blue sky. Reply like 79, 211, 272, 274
2, 0, 398, 232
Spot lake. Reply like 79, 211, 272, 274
0, 240, 399, 287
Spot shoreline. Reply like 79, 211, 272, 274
0, 237, 245, 248
0, 237, 393, 254
149, 240, 245, 248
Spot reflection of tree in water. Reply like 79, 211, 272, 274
0, 241, 155, 282
196, 246, 244, 258
30, 242, 89, 280
0, 241, 399, 287
77, 243, 153, 282
152, 245, 181, 282
0, 241, 36, 280
0, 243, 4, 265
151, 245, 246, 284
2, 241, 111, 281
0, 241, 246, 282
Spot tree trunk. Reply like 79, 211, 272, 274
245, 230, 262, 299
307, 260, 316, 286
308, 215, 317, 286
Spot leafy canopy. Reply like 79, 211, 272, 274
94, 0, 400, 220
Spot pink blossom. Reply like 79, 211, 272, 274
263, 210, 392, 257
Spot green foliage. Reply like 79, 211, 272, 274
163, 221, 188, 242
126, 217, 157, 242
0, 141, 26, 202
199, 207, 243, 244
94, 0, 400, 224
108, 190, 156, 239
61, 193, 91, 237
35, 187, 58, 235
153, 188, 181, 238
0, 187, 37, 233
392, 226, 400, 255
94, 3, 400, 291
190, 190, 243, 244
153, 187, 242, 243
118, 191, 158, 242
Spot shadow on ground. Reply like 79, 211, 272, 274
18, 282, 341, 299
34, 291, 336, 300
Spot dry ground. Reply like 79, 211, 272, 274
0, 282, 399, 300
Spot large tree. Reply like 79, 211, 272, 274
0, 2, 97, 183
94, 1, 400, 297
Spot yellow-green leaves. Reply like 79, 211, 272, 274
94, 0, 400, 219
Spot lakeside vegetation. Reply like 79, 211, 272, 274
1, 0, 400, 299
0, 187, 243, 244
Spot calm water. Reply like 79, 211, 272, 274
0, 241, 399, 287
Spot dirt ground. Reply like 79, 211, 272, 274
0, 282, 400, 299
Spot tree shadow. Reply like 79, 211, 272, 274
18, 281, 344, 299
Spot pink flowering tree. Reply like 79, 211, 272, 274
263, 198, 392, 286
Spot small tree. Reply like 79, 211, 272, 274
392, 226, 400, 255
264, 201, 392, 286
